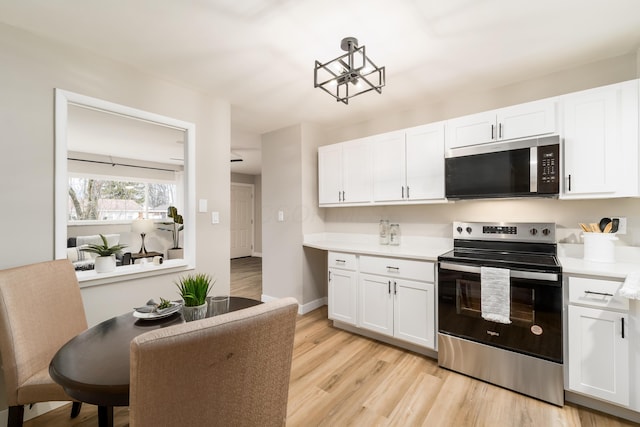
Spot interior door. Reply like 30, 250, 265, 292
230, 183, 254, 258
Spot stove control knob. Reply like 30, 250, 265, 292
530, 228, 538, 236
542, 228, 551, 236
465, 227, 472, 234
456, 226, 463, 234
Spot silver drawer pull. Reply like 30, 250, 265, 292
584, 290, 614, 297
335, 259, 346, 264
386, 266, 399, 271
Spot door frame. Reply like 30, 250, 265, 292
230, 182, 255, 258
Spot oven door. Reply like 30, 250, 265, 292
438, 261, 562, 363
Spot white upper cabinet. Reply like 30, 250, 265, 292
371, 122, 445, 203
446, 98, 558, 150
318, 138, 372, 205
561, 80, 639, 198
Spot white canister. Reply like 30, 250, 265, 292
583, 232, 618, 263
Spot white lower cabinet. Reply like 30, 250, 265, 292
327, 252, 357, 325
567, 276, 630, 407
358, 256, 435, 349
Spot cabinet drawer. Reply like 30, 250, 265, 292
328, 252, 357, 271
359, 255, 434, 282
568, 277, 628, 311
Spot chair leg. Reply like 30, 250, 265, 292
70, 401, 83, 418
7, 405, 24, 427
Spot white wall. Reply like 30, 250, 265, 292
0, 22, 231, 418
261, 123, 325, 309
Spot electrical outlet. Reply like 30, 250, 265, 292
614, 217, 627, 234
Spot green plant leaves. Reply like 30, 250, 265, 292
175, 273, 214, 307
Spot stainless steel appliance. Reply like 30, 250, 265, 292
445, 135, 560, 199
437, 221, 563, 406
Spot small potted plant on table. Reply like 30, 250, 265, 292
176, 273, 214, 321
79, 234, 127, 273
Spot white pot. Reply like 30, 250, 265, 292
167, 248, 184, 260
94, 255, 116, 273
182, 302, 207, 322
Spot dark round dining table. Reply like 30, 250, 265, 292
49, 296, 261, 427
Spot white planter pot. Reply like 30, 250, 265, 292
182, 302, 207, 322
167, 248, 184, 260
94, 255, 116, 273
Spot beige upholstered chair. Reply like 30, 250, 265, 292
0, 259, 88, 426
129, 297, 299, 427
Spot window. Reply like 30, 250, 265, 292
68, 176, 177, 221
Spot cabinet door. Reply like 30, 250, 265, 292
498, 99, 557, 141
405, 123, 445, 201
372, 131, 406, 202
318, 144, 343, 204
562, 80, 638, 198
568, 305, 629, 406
342, 139, 372, 203
445, 111, 496, 149
394, 279, 434, 348
359, 273, 393, 336
563, 86, 618, 196
328, 268, 357, 325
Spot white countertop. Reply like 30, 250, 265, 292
304, 233, 640, 280
303, 233, 452, 262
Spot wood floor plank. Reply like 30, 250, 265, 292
24, 256, 640, 427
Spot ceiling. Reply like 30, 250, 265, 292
2, 0, 640, 175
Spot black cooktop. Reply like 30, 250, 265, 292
438, 248, 561, 273
438, 221, 562, 273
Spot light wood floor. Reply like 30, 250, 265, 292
25, 256, 636, 426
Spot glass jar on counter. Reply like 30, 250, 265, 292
379, 220, 389, 245
389, 223, 400, 246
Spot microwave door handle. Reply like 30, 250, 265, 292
530, 146, 538, 193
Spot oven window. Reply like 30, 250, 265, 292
456, 279, 535, 326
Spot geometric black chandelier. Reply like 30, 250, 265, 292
314, 37, 385, 104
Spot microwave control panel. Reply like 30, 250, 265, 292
537, 144, 559, 194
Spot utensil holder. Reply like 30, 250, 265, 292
583, 232, 617, 263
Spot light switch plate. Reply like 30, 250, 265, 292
211, 211, 219, 224
278, 210, 284, 222
199, 199, 208, 213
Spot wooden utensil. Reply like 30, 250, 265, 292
589, 223, 600, 233
579, 223, 591, 232
603, 222, 613, 233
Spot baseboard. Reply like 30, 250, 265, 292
251, 251, 262, 257
261, 295, 326, 315
565, 391, 640, 424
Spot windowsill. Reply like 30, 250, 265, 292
76, 259, 193, 288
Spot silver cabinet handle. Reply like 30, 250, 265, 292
394, 281, 397, 295
584, 290, 614, 297
328, 271, 331, 281
342, 191, 345, 201
498, 123, 503, 139
386, 266, 399, 271
388, 280, 391, 294
406, 186, 410, 199
491, 124, 495, 140
622, 317, 625, 339
568, 174, 572, 192
335, 259, 346, 263
401, 186, 404, 199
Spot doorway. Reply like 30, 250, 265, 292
230, 183, 254, 258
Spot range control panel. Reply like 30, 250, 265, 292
453, 221, 556, 243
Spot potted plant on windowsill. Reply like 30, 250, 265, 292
79, 234, 127, 273
161, 206, 184, 260
176, 273, 214, 321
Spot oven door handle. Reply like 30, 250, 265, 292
439, 262, 559, 282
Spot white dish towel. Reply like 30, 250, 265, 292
619, 271, 640, 299
481, 266, 512, 324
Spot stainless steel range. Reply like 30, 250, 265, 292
437, 221, 563, 406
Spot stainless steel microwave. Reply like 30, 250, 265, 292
445, 135, 560, 200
